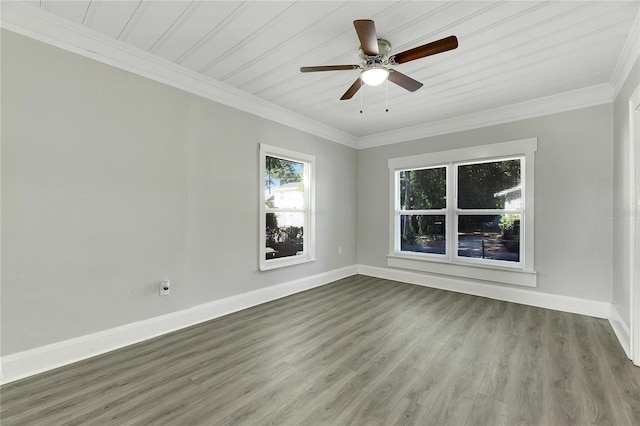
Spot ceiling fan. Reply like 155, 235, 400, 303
300, 20, 458, 100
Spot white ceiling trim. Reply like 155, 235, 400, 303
610, 7, 640, 98
358, 83, 614, 149
0, 1, 358, 148
0, 1, 625, 151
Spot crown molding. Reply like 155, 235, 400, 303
611, 6, 640, 99
357, 83, 614, 149
0, 1, 359, 149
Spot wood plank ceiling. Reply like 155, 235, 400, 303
20, 1, 640, 138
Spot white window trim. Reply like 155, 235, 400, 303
387, 138, 537, 287
259, 144, 316, 271
630, 84, 640, 365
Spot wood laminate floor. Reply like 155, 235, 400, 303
2, 275, 639, 425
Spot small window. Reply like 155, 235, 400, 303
260, 144, 315, 271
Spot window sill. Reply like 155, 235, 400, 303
387, 254, 536, 287
260, 255, 317, 271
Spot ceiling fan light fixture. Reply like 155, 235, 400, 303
361, 65, 389, 86
299, 20, 458, 100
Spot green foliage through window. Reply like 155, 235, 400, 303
457, 159, 520, 209
265, 156, 302, 190
400, 167, 446, 210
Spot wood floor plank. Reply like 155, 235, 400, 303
476, 302, 527, 402
2, 275, 639, 426
540, 309, 588, 425
589, 316, 640, 424
503, 305, 546, 425
567, 312, 626, 425
417, 296, 494, 406
426, 299, 510, 425
337, 359, 422, 425
464, 393, 510, 426
259, 365, 358, 425
385, 295, 495, 425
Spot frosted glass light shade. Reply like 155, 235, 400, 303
361, 67, 389, 86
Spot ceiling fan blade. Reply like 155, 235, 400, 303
300, 65, 360, 72
340, 77, 362, 100
354, 19, 379, 56
391, 35, 458, 64
388, 70, 423, 92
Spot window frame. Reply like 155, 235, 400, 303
453, 156, 524, 269
388, 138, 537, 287
259, 144, 316, 271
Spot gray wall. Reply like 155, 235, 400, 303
358, 105, 614, 301
612, 59, 640, 326
1, 30, 357, 356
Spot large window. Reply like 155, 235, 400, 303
260, 144, 315, 271
388, 139, 536, 287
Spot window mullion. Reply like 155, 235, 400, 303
448, 163, 456, 260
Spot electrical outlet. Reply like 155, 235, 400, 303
160, 280, 170, 296
338, 246, 343, 255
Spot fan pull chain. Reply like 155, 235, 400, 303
385, 78, 389, 112
360, 79, 364, 114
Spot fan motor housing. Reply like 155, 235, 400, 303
359, 39, 391, 62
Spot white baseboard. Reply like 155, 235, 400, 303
0, 265, 357, 385
357, 264, 611, 319
609, 304, 631, 359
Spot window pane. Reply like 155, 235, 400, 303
265, 156, 304, 209
400, 167, 446, 210
457, 159, 521, 209
400, 215, 446, 255
457, 214, 520, 262
265, 212, 304, 260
